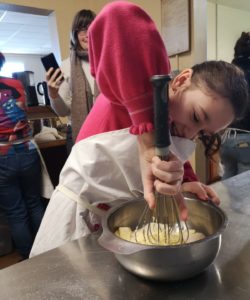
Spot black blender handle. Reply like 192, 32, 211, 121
37, 82, 44, 96
150, 74, 171, 151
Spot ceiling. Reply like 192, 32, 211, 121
0, 10, 52, 55
1, 1, 250, 56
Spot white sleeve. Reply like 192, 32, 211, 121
59, 128, 143, 204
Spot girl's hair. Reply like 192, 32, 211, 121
70, 9, 96, 50
0, 52, 6, 70
199, 131, 221, 157
191, 60, 249, 156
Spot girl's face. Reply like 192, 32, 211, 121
169, 70, 234, 140
77, 29, 88, 50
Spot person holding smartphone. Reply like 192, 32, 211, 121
46, 9, 96, 153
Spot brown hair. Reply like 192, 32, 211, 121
70, 9, 96, 51
229, 32, 250, 132
191, 60, 249, 156
233, 32, 250, 59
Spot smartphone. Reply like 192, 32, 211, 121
41, 53, 64, 81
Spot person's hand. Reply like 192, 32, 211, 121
46, 67, 64, 99
181, 181, 220, 205
137, 132, 184, 210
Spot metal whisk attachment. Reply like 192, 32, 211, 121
135, 171, 189, 245
135, 75, 189, 246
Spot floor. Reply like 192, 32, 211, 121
0, 250, 22, 270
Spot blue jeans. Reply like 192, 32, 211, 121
0, 145, 45, 258
220, 133, 250, 179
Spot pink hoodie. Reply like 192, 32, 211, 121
76, 1, 198, 182
77, 1, 170, 139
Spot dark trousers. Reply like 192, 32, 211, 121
0, 146, 45, 258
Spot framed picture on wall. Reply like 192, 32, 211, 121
161, 0, 190, 56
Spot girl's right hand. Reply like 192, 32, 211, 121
137, 132, 184, 213
145, 153, 184, 207
46, 67, 64, 99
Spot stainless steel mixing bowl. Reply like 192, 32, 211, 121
99, 196, 228, 281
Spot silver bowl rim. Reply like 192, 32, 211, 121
102, 196, 228, 250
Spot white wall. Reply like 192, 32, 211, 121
207, 2, 216, 60
207, 2, 250, 61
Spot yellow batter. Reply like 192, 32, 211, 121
115, 223, 205, 246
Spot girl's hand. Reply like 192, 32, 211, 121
46, 67, 64, 99
181, 181, 220, 205
151, 154, 184, 201
137, 132, 184, 210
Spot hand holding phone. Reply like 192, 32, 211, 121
41, 53, 64, 99
41, 53, 64, 81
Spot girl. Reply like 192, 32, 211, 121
77, 1, 247, 208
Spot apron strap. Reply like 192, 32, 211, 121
56, 184, 107, 217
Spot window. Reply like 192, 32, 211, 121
0, 62, 25, 77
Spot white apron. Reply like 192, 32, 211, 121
33, 140, 54, 199
30, 128, 195, 257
